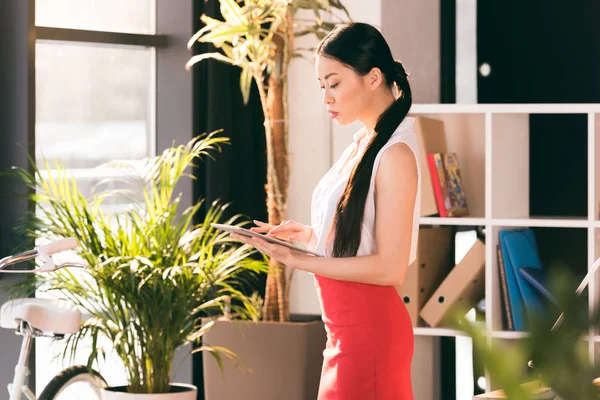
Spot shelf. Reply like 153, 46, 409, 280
490, 113, 589, 220
588, 113, 600, 222
483, 332, 600, 343
489, 225, 589, 332
595, 228, 600, 262
413, 110, 592, 223
413, 327, 470, 337
392, 105, 600, 382
491, 331, 530, 339
411, 103, 600, 114
476, 331, 600, 343
409, 111, 486, 218
419, 217, 486, 226
492, 217, 589, 228
592, 228, 600, 315
419, 217, 590, 228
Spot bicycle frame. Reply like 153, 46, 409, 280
0, 238, 82, 400
8, 322, 36, 400
0, 238, 84, 274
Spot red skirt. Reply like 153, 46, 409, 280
314, 275, 414, 400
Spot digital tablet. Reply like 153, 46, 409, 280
211, 223, 322, 257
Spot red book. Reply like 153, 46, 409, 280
426, 153, 452, 217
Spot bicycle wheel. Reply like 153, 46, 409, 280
38, 365, 106, 400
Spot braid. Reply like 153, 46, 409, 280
329, 59, 412, 258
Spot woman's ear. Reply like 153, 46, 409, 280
365, 67, 384, 91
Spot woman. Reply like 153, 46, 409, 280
232, 22, 420, 400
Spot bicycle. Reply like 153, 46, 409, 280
0, 238, 106, 400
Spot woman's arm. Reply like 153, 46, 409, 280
240, 142, 418, 286
291, 142, 417, 285
306, 229, 319, 251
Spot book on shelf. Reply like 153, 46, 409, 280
426, 152, 469, 217
496, 244, 514, 331
442, 153, 469, 216
497, 228, 557, 331
426, 153, 452, 217
413, 116, 448, 217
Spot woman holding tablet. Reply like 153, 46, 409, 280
231, 22, 420, 400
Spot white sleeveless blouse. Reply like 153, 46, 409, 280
308, 116, 421, 263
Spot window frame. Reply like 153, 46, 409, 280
36, 26, 167, 47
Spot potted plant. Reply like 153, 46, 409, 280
9, 134, 268, 398
185, 1, 351, 398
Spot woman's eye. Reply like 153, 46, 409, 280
319, 83, 339, 90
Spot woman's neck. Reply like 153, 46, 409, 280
360, 89, 396, 133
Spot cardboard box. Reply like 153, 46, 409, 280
420, 238, 486, 327
397, 226, 454, 326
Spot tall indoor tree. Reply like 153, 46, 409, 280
186, 0, 351, 322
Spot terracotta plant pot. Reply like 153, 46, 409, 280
203, 315, 327, 400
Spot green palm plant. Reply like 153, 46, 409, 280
186, 0, 351, 322
454, 267, 600, 399
8, 133, 268, 394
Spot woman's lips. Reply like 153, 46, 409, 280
329, 111, 339, 119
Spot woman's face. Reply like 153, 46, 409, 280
315, 56, 373, 126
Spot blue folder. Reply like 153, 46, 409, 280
519, 267, 559, 307
498, 229, 545, 331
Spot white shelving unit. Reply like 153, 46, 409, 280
405, 103, 600, 390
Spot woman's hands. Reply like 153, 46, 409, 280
250, 220, 313, 247
230, 220, 314, 269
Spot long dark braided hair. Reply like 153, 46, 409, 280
314, 22, 413, 258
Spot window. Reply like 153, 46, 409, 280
36, 0, 155, 34
36, 42, 154, 208
34, 2, 161, 395
35, 42, 154, 167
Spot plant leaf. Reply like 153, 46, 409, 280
185, 52, 236, 71
239, 65, 253, 104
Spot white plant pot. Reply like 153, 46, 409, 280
101, 384, 197, 400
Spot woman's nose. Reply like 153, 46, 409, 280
322, 90, 334, 105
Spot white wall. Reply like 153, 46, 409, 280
382, 0, 441, 104
286, 23, 329, 316
286, 2, 443, 399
